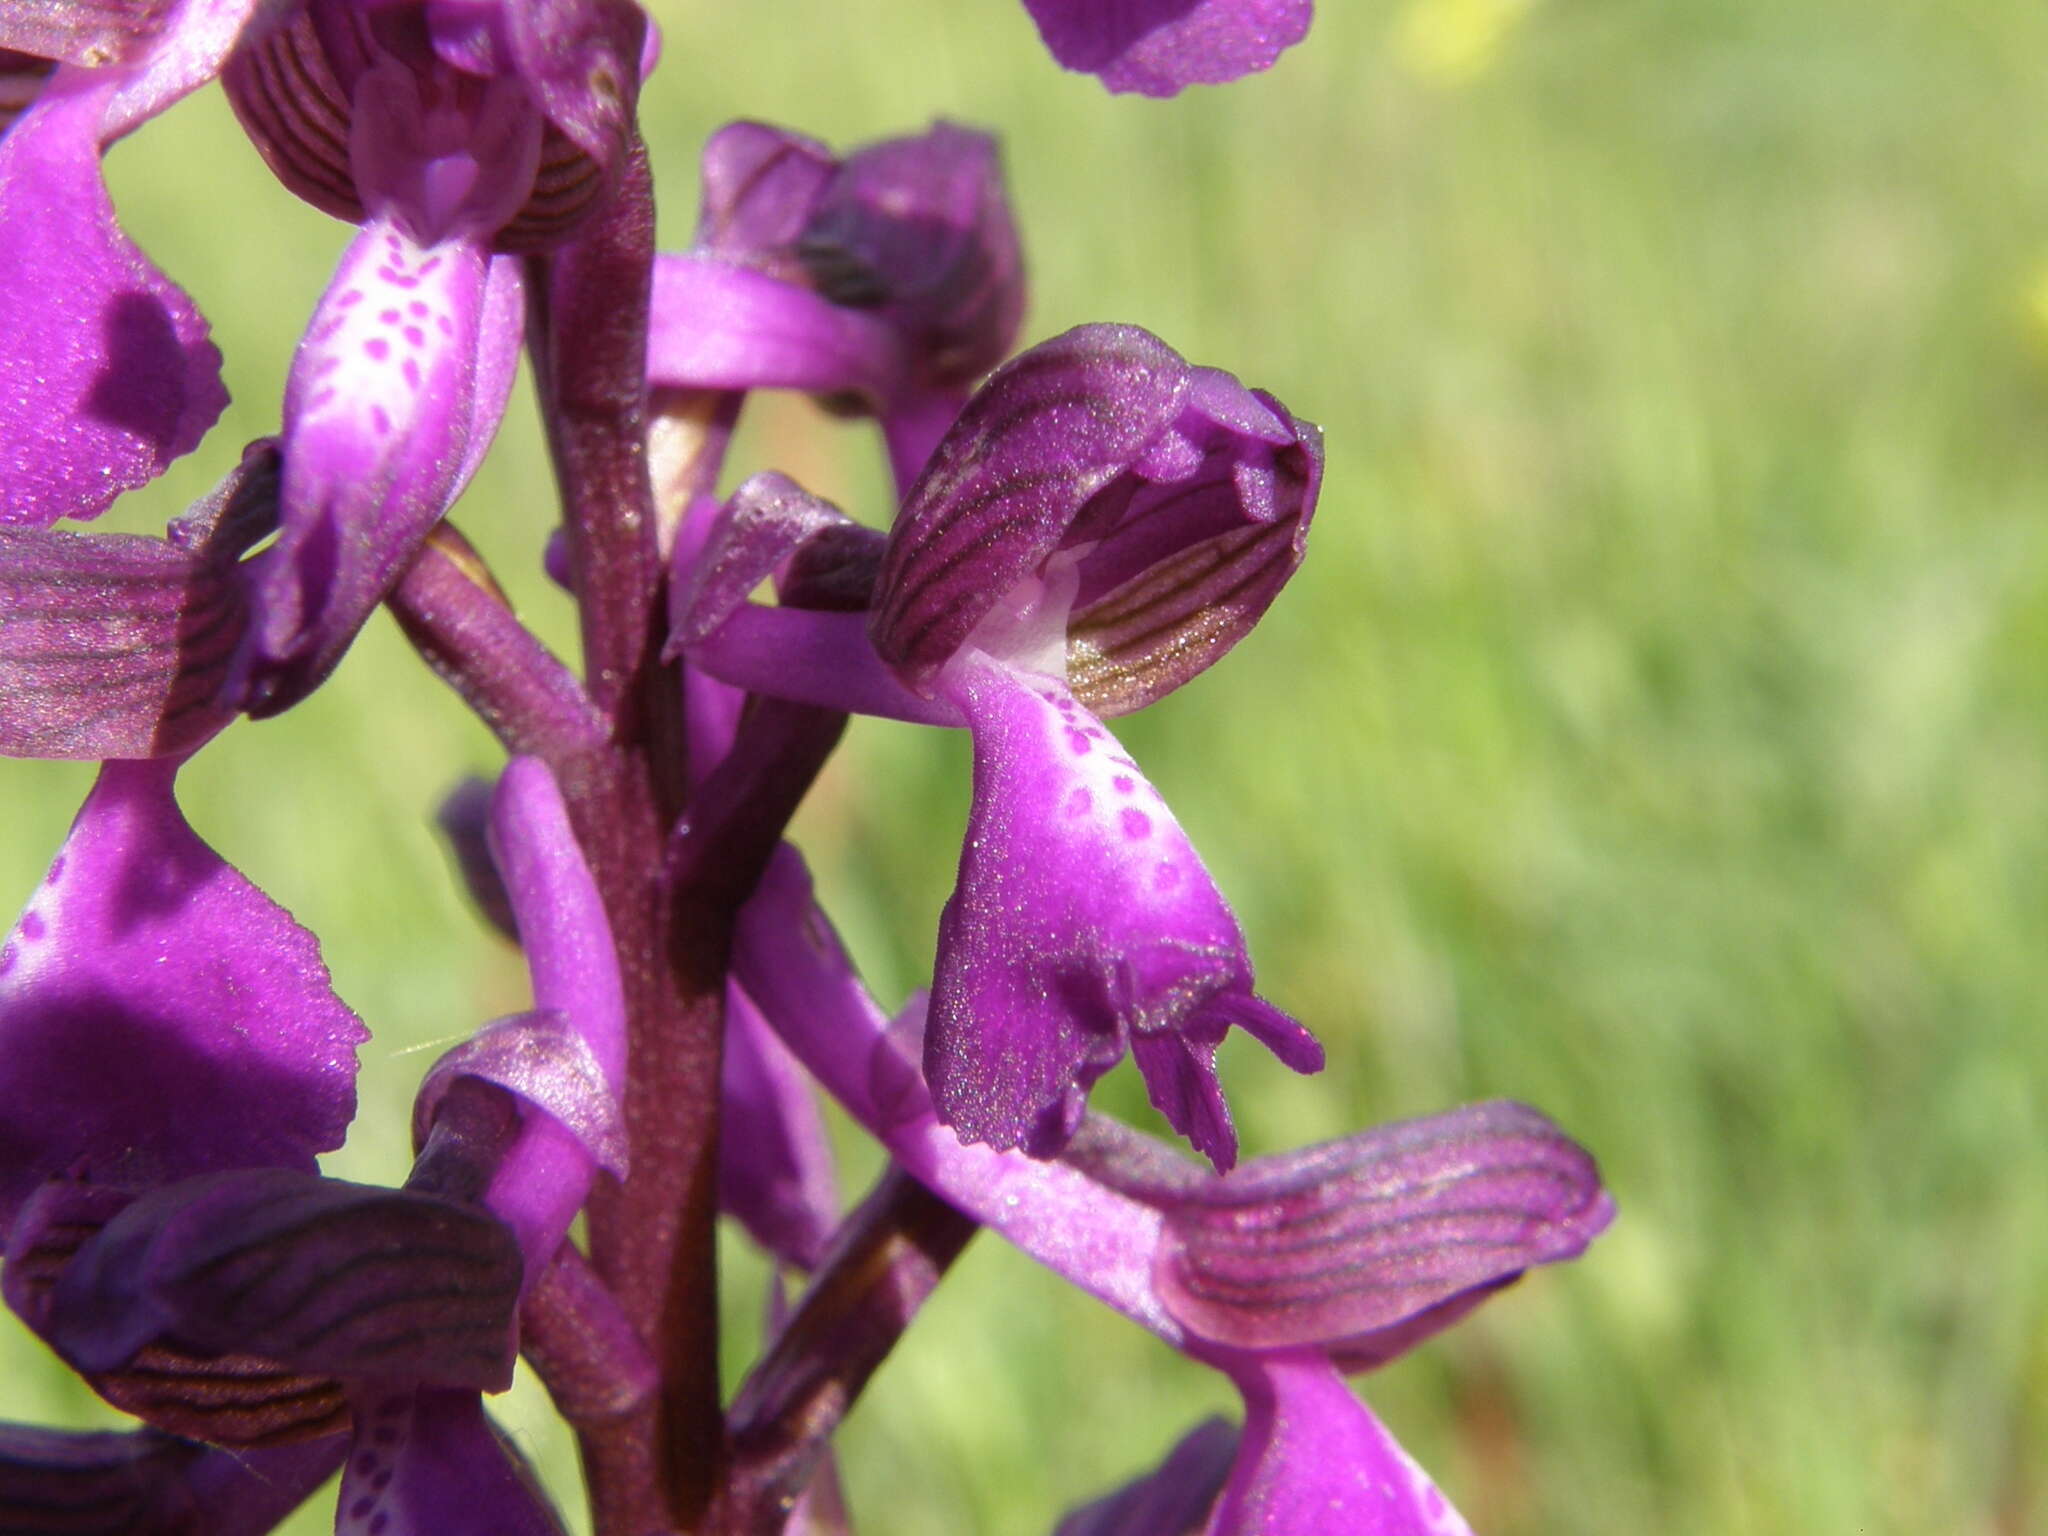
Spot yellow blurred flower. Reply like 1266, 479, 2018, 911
1394, 0, 1536, 86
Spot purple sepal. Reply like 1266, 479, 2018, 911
0, 759, 366, 1233
2, 1179, 352, 1448
674, 473, 959, 724
337, 1386, 568, 1536
1053, 1418, 1238, 1536
485, 757, 624, 1097
414, 1010, 626, 1180
672, 119, 1022, 399
0, 1423, 344, 1536
926, 652, 1320, 1169
1152, 1100, 1612, 1354
0, 438, 277, 761
696, 120, 837, 263
238, 218, 520, 715
720, 981, 839, 1269
415, 757, 626, 1282
668, 472, 866, 653
44, 1166, 523, 1391
1205, 1353, 1471, 1536
1019, 0, 1312, 97
0, 527, 244, 759
870, 325, 1318, 715
0, 73, 226, 524
793, 122, 1023, 391
647, 256, 907, 404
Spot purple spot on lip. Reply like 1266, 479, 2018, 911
402, 358, 422, 390
436, 315, 454, 335
19, 911, 45, 940
369, 1514, 390, 1535
1065, 787, 1092, 817
403, 325, 425, 347
0, 943, 16, 977
1112, 775, 1135, 794
372, 1469, 393, 1491
350, 1497, 375, 1519
1120, 808, 1152, 840
419, 256, 443, 276
1153, 860, 1182, 891
356, 1453, 378, 1474
1067, 730, 1092, 755
337, 288, 364, 308
364, 337, 390, 361
371, 405, 392, 436
408, 300, 429, 316
379, 308, 401, 324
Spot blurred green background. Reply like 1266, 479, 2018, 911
7, 0, 2048, 1530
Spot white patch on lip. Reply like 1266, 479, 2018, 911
291, 221, 478, 446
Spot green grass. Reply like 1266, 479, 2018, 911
6, 0, 2048, 1530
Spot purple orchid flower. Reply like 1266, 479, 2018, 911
678, 324, 1323, 1168
1019, 0, 1313, 96
0, 0, 644, 718
732, 845, 1614, 1534
0, 754, 628, 1533
649, 116, 1024, 491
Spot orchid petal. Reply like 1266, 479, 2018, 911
45, 1166, 522, 1392
0, 1422, 343, 1536
648, 255, 907, 403
337, 1387, 567, 1536
413, 1010, 626, 1181
1205, 1354, 1471, 1536
794, 122, 1022, 390
2, 1177, 351, 1447
0, 526, 243, 759
1020, 0, 1312, 97
1154, 1101, 1614, 1355
433, 756, 625, 1281
0, 74, 225, 524
871, 326, 1316, 712
667, 472, 866, 653
0, 759, 365, 1233
927, 653, 1319, 1168
240, 216, 509, 715
694, 120, 836, 262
